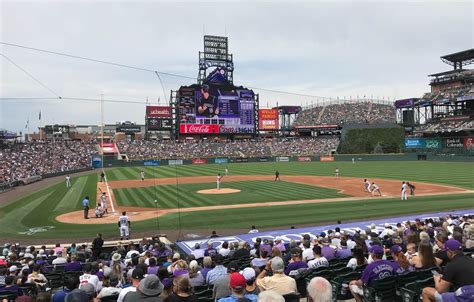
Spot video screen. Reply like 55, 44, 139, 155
178, 85, 255, 134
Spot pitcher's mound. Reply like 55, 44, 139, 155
197, 188, 241, 194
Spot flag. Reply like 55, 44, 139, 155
25, 119, 29, 129
38, 111, 41, 120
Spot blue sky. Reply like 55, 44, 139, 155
1, 0, 472, 134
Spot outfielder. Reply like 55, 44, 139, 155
371, 182, 382, 196
118, 211, 130, 240
140, 170, 145, 181
66, 175, 71, 188
401, 181, 408, 200
100, 192, 108, 214
216, 173, 223, 190
364, 179, 371, 193
335, 168, 340, 178
224, 167, 229, 176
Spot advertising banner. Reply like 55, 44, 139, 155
257, 157, 270, 162
405, 138, 424, 149
424, 138, 442, 149
297, 157, 312, 162
192, 159, 207, 164
214, 158, 228, 164
259, 109, 279, 130
276, 156, 289, 162
144, 160, 159, 166
218, 125, 254, 134
146, 106, 172, 118
180, 124, 219, 134
168, 159, 183, 165
464, 137, 474, 149
320, 156, 335, 162
235, 158, 249, 163
394, 98, 414, 108
445, 138, 464, 148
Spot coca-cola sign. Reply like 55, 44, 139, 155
180, 124, 219, 134
146, 106, 172, 118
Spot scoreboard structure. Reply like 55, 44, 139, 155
170, 36, 259, 138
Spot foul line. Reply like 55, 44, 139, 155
102, 168, 116, 213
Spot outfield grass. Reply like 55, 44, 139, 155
113, 181, 348, 208
0, 161, 472, 240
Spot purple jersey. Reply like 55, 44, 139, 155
284, 261, 308, 275
361, 260, 397, 285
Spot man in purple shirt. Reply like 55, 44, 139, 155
321, 238, 336, 261
64, 254, 82, 272
349, 245, 396, 302
284, 248, 308, 275
335, 240, 352, 259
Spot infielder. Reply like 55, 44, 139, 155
401, 181, 408, 200
364, 179, 371, 193
118, 211, 130, 240
275, 170, 280, 181
140, 170, 145, 181
371, 182, 382, 196
66, 175, 71, 188
224, 167, 229, 176
335, 168, 340, 178
216, 173, 223, 190
407, 182, 416, 196
100, 192, 108, 214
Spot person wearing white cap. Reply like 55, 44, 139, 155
241, 267, 259, 295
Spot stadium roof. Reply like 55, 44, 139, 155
428, 69, 467, 77
441, 49, 474, 69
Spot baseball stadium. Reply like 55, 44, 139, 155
1, 18, 474, 302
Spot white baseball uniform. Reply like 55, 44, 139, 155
225, 168, 228, 176
140, 171, 145, 181
119, 215, 130, 239
371, 183, 381, 196
216, 175, 222, 190
101, 194, 107, 210
365, 180, 371, 192
401, 183, 408, 200
66, 176, 71, 188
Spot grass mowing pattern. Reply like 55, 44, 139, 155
0, 161, 472, 239
113, 181, 348, 209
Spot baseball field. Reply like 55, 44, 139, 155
0, 160, 473, 242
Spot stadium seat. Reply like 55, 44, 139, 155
363, 276, 398, 302
399, 277, 435, 302
195, 288, 213, 299
282, 293, 300, 302
45, 272, 64, 289
20, 283, 38, 298
0, 291, 19, 302
330, 271, 361, 302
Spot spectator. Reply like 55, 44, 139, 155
307, 245, 329, 269
218, 272, 257, 302
421, 239, 474, 302
191, 243, 204, 260
123, 274, 163, 302
241, 267, 259, 295
188, 260, 204, 288
167, 275, 196, 302
410, 240, 438, 269
206, 255, 227, 285
390, 245, 414, 274
307, 277, 332, 302
346, 245, 367, 270
212, 261, 239, 301
256, 257, 297, 295
0, 275, 23, 296
257, 290, 284, 302
284, 248, 308, 275
349, 245, 397, 302
200, 256, 213, 281
117, 267, 145, 302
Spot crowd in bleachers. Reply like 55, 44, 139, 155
294, 101, 395, 127
415, 119, 474, 133
1, 214, 473, 302
118, 137, 339, 160
0, 141, 98, 184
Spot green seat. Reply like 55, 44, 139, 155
363, 276, 398, 302
330, 271, 361, 302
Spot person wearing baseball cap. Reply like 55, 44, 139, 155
422, 239, 474, 302
241, 267, 259, 295
349, 245, 397, 302
116, 267, 145, 302
213, 261, 240, 301
217, 272, 257, 302
123, 275, 163, 302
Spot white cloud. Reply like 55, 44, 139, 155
1, 0, 472, 133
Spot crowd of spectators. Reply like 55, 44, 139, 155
294, 101, 395, 127
0, 214, 473, 302
415, 119, 474, 133
118, 137, 339, 160
0, 141, 98, 184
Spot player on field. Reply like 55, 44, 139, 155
118, 211, 130, 240
335, 168, 340, 178
140, 170, 145, 181
401, 181, 408, 200
100, 192, 108, 214
407, 182, 416, 196
371, 182, 382, 196
275, 170, 280, 181
216, 173, 223, 190
66, 175, 71, 188
225, 167, 229, 176
364, 179, 371, 193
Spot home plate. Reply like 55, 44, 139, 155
197, 188, 241, 194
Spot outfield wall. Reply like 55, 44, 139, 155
102, 152, 472, 168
